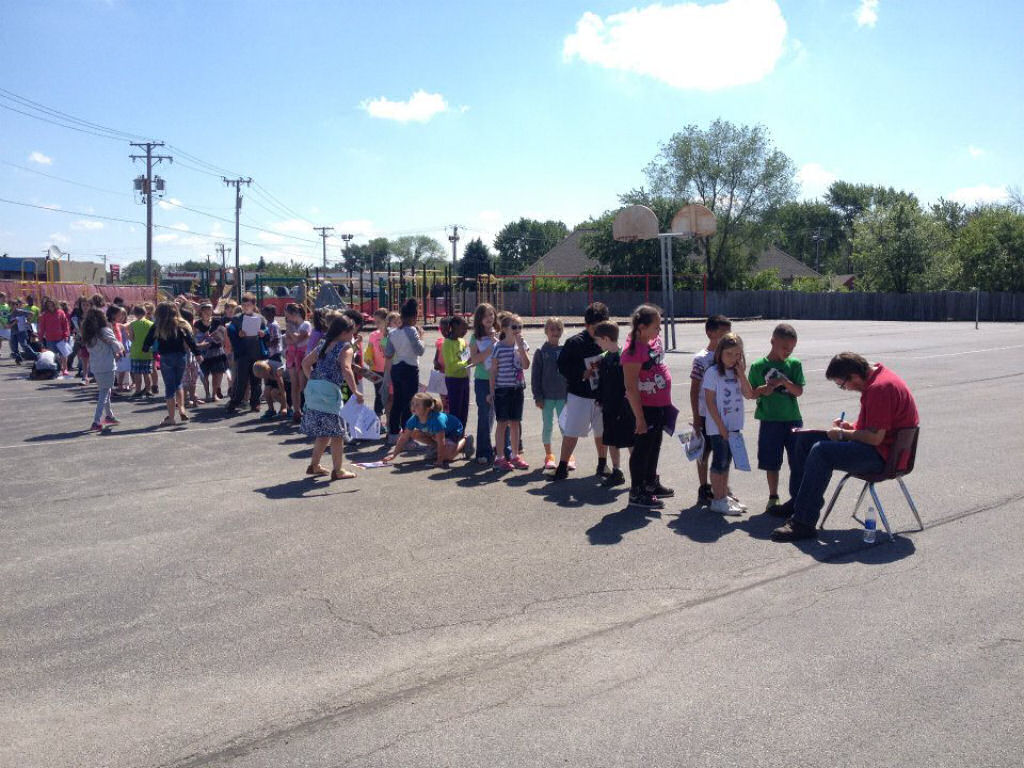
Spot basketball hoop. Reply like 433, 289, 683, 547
670, 204, 716, 238
612, 205, 659, 242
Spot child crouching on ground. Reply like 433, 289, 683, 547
382, 392, 473, 468
253, 359, 288, 419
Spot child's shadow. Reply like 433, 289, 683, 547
586, 506, 661, 545
668, 503, 737, 543
526, 477, 619, 509
253, 478, 358, 500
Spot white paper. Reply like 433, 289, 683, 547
354, 461, 389, 469
583, 353, 603, 391
340, 397, 382, 440
427, 368, 447, 395
241, 314, 262, 337
729, 431, 751, 471
677, 429, 705, 462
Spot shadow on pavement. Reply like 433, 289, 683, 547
587, 505, 662, 545
669, 503, 738, 543
253, 478, 359, 500
525, 476, 619, 509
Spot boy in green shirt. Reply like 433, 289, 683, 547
748, 323, 806, 514
127, 305, 158, 397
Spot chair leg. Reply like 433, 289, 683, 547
850, 482, 870, 524
867, 483, 895, 541
819, 473, 852, 529
898, 478, 924, 531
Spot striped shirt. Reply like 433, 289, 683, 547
490, 340, 528, 388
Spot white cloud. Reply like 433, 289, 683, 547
154, 233, 179, 243
48, 232, 71, 245
157, 197, 184, 211
797, 162, 838, 200
562, 0, 787, 91
169, 222, 190, 232
71, 220, 105, 231
259, 232, 286, 244
949, 184, 1008, 206
361, 90, 450, 123
29, 151, 52, 165
967, 145, 985, 158
272, 218, 314, 234
855, 0, 879, 27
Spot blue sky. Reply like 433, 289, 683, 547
1, 0, 1021, 270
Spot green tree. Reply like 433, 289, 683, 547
459, 237, 493, 277
761, 201, 847, 273
853, 199, 946, 293
391, 235, 446, 269
930, 197, 968, 235
493, 218, 569, 274
644, 119, 797, 288
120, 259, 161, 284
955, 206, 1024, 291
747, 268, 784, 290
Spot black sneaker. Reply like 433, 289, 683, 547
770, 518, 817, 542
602, 468, 626, 487
648, 478, 675, 498
549, 462, 569, 481
697, 484, 714, 505
629, 490, 664, 509
596, 460, 611, 477
462, 435, 475, 460
769, 499, 794, 518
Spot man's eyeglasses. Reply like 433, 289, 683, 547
835, 378, 849, 390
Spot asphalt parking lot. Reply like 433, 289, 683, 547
2, 319, 1023, 767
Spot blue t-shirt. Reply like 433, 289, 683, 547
405, 411, 464, 440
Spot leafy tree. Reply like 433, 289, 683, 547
746, 268, 784, 290
120, 259, 161, 284
955, 206, 1024, 291
493, 218, 569, 274
458, 237, 493, 277
257, 255, 268, 271
644, 119, 797, 288
789, 276, 828, 292
761, 201, 846, 274
391, 235, 446, 269
853, 199, 946, 293
930, 197, 968, 235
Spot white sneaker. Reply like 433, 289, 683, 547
710, 497, 742, 516
728, 494, 748, 511
728, 498, 747, 515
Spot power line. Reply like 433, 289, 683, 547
0, 87, 149, 141
0, 159, 131, 197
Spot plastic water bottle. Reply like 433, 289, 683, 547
863, 506, 877, 543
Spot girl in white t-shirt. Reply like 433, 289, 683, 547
702, 333, 754, 515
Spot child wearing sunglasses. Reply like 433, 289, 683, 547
488, 313, 530, 471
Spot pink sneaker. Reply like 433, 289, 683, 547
493, 458, 513, 471
510, 455, 530, 470
567, 455, 577, 471
543, 453, 557, 470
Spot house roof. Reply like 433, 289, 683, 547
754, 245, 823, 280
520, 230, 601, 276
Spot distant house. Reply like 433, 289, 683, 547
753, 245, 823, 283
831, 273, 856, 290
519, 229, 601, 277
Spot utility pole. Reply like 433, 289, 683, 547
811, 227, 824, 274
130, 141, 173, 286
314, 226, 334, 269
223, 177, 252, 300
448, 225, 460, 271
215, 242, 231, 271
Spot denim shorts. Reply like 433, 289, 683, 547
493, 386, 524, 421
709, 433, 732, 474
757, 420, 802, 471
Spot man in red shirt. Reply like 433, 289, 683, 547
771, 352, 919, 542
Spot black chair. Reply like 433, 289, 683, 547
819, 427, 923, 540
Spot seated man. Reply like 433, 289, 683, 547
770, 352, 919, 542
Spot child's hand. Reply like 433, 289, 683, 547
382, 453, 395, 464
635, 416, 648, 435
355, 392, 364, 404
486, 393, 493, 404
535, 399, 544, 410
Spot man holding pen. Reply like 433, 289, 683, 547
771, 352, 919, 542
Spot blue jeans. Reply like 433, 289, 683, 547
10, 331, 36, 362
790, 433, 885, 527
160, 352, 188, 395
474, 377, 494, 460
